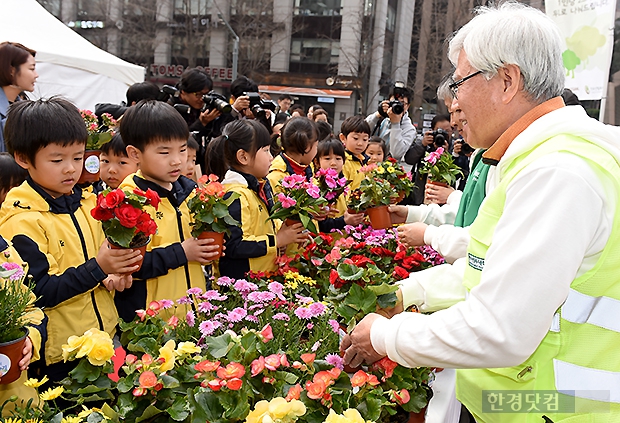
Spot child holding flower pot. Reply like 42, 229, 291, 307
0, 98, 141, 384
205, 119, 307, 279
0, 235, 44, 415
115, 100, 221, 323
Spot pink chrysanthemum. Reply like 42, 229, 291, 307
328, 319, 340, 333
294, 307, 313, 319
273, 313, 290, 321
216, 276, 234, 287
186, 311, 196, 327
227, 307, 248, 322
247, 291, 276, 303
325, 353, 344, 370
199, 320, 221, 336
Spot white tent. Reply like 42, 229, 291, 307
0, 0, 145, 111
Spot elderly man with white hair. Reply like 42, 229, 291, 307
341, 2, 620, 422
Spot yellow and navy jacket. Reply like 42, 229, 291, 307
0, 178, 117, 367
115, 173, 205, 322
0, 235, 44, 411
220, 170, 281, 278
267, 153, 314, 194
343, 150, 368, 191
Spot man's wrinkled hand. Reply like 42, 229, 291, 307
340, 313, 385, 368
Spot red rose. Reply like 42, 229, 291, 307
115, 203, 142, 228
143, 188, 161, 210
91, 205, 114, 221
136, 212, 157, 236
104, 189, 125, 209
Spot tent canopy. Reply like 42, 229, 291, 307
0, 0, 144, 110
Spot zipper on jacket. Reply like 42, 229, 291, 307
70, 211, 104, 331
175, 206, 195, 310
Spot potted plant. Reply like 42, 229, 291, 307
91, 187, 160, 272
0, 262, 36, 384
269, 174, 327, 233
370, 158, 415, 204
419, 147, 463, 187
187, 174, 240, 259
315, 168, 349, 205
356, 166, 397, 230
78, 110, 116, 184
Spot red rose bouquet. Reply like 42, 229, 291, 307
91, 187, 160, 249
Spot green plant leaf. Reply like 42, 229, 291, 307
345, 283, 377, 314
274, 370, 299, 385
161, 374, 180, 389
376, 292, 398, 309
337, 263, 364, 281
135, 405, 164, 422
104, 218, 136, 248
367, 282, 399, 296
87, 412, 105, 423
70, 359, 103, 383
117, 376, 135, 393
167, 396, 190, 421
189, 389, 224, 423
204, 333, 232, 358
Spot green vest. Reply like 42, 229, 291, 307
454, 149, 490, 228
457, 135, 620, 423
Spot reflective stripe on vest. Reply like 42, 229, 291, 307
554, 359, 620, 404
562, 289, 620, 334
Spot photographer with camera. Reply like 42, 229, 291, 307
365, 83, 416, 162
167, 68, 221, 130
95, 81, 160, 120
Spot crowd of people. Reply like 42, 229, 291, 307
0, 1, 619, 422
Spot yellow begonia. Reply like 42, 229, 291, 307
175, 341, 201, 356
62, 335, 86, 362
24, 375, 49, 388
62, 328, 113, 365
158, 340, 176, 372
61, 417, 82, 423
246, 397, 306, 423
324, 409, 370, 423
39, 386, 64, 401
85, 332, 115, 366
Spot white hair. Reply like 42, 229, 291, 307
448, 1, 565, 103
437, 72, 455, 102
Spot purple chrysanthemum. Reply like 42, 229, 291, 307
160, 299, 174, 309
198, 301, 216, 313
325, 353, 344, 370
187, 287, 203, 296
201, 290, 227, 301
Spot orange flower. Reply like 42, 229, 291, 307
204, 181, 225, 196
227, 378, 243, 390
260, 324, 274, 343
391, 389, 411, 405
313, 370, 335, 387
350, 370, 369, 387
216, 362, 245, 380
300, 353, 315, 365
195, 360, 220, 373
139, 371, 157, 389
374, 356, 398, 379
367, 374, 380, 386
141, 353, 153, 366
285, 384, 302, 401
305, 380, 327, 400
326, 367, 341, 379
207, 378, 223, 391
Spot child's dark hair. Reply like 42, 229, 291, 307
126, 82, 160, 105
367, 136, 388, 157
315, 120, 333, 142
4, 97, 87, 165
340, 115, 371, 137
205, 119, 271, 180
313, 137, 345, 169
289, 104, 304, 114
120, 100, 190, 151
0, 153, 27, 195
280, 117, 317, 155
187, 135, 200, 152
100, 133, 128, 157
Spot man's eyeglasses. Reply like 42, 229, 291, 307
449, 70, 483, 99
192, 91, 210, 98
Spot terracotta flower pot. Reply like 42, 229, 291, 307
108, 236, 150, 274
365, 206, 392, 230
198, 231, 225, 260
78, 150, 101, 184
427, 180, 449, 188
284, 217, 302, 227
0, 328, 28, 384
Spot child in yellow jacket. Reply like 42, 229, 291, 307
205, 119, 307, 279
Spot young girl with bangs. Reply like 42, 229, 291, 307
206, 120, 307, 279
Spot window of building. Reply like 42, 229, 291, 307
386, 4, 396, 32
174, 0, 211, 16
290, 39, 339, 64
364, 0, 374, 16
171, 34, 210, 67
294, 0, 341, 16
231, 0, 273, 16
37, 0, 61, 17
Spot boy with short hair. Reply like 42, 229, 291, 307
98, 133, 139, 190
339, 115, 371, 190
116, 100, 219, 322
0, 97, 141, 382
185, 135, 200, 181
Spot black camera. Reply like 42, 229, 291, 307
202, 91, 232, 114
432, 128, 449, 148
378, 100, 404, 118
157, 85, 179, 102
457, 139, 475, 156
245, 92, 277, 119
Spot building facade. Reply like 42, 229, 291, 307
37, 0, 418, 131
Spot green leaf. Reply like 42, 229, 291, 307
204, 333, 232, 358
335, 303, 358, 322
337, 263, 364, 281
103, 218, 136, 248
189, 389, 224, 423
345, 283, 377, 314
87, 412, 105, 423
117, 376, 135, 393
101, 403, 120, 422
70, 359, 102, 383
167, 396, 190, 421
367, 282, 399, 297
357, 396, 384, 422
135, 405, 164, 422
274, 370, 298, 385
213, 202, 229, 218
161, 374, 180, 389
376, 292, 398, 309
50, 413, 64, 423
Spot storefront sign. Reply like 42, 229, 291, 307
149, 64, 233, 80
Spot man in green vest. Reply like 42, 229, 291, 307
341, 2, 620, 422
